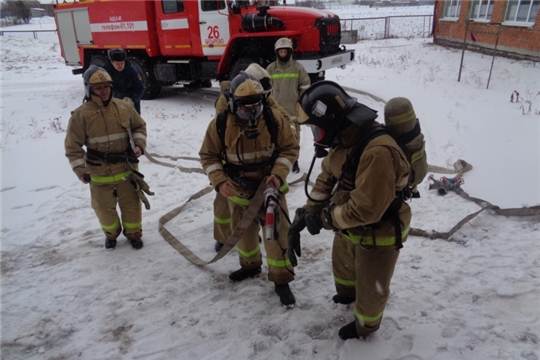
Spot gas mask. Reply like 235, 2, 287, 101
236, 100, 264, 139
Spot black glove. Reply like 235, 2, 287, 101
304, 211, 324, 235
287, 208, 307, 267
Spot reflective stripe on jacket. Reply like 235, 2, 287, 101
65, 95, 147, 181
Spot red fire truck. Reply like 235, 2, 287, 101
54, 0, 355, 99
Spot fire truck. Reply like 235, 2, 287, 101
54, 0, 355, 99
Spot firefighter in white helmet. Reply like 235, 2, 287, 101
266, 37, 311, 173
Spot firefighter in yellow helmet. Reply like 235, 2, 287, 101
65, 65, 148, 250
212, 64, 295, 253
200, 71, 299, 306
266, 37, 311, 173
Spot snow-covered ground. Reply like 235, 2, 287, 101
1, 8, 540, 360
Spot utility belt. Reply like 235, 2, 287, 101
342, 192, 405, 250
223, 164, 267, 191
87, 147, 139, 164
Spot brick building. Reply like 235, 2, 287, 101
433, 0, 540, 61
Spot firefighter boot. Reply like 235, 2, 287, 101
292, 160, 300, 174
105, 238, 117, 250
338, 321, 359, 340
215, 241, 224, 253
228, 267, 261, 281
130, 238, 144, 250
333, 294, 356, 305
274, 283, 296, 306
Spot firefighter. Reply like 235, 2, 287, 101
65, 65, 148, 250
212, 63, 294, 253
287, 81, 411, 339
199, 72, 300, 306
266, 37, 311, 173
103, 49, 145, 115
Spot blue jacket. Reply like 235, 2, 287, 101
104, 61, 145, 114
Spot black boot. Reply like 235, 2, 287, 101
338, 321, 359, 340
274, 283, 296, 306
292, 160, 300, 174
215, 241, 224, 253
105, 238, 117, 250
228, 267, 261, 282
130, 238, 144, 250
333, 294, 355, 305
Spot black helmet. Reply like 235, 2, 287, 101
297, 80, 378, 149
107, 48, 127, 62
228, 71, 264, 123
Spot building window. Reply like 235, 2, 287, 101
470, 0, 494, 21
505, 0, 540, 23
443, 0, 462, 19
162, 0, 185, 14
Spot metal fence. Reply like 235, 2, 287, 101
0, 29, 57, 39
341, 14, 433, 40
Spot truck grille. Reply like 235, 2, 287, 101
315, 18, 342, 55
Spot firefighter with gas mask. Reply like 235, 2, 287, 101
199, 72, 299, 306
287, 81, 411, 339
212, 63, 295, 253
65, 65, 148, 251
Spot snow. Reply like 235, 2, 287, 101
2, 7, 540, 360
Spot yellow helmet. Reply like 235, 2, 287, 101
229, 71, 264, 122
83, 65, 113, 98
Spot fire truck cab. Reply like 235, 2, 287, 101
54, 0, 355, 99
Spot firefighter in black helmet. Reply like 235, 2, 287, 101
288, 80, 412, 339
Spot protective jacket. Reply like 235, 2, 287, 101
305, 122, 411, 250
266, 58, 310, 120
65, 95, 147, 182
200, 106, 299, 196
103, 61, 145, 114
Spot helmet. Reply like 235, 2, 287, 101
297, 80, 378, 149
229, 71, 264, 123
384, 97, 417, 137
275, 38, 293, 62
83, 65, 113, 98
274, 37, 293, 52
244, 63, 272, 96
107, 48, 127, 62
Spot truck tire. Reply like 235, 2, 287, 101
229, 58, 254, 80
309, 72, 325, 84
90, 54, 107, 68
128, 57, 161, 100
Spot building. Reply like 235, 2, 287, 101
433, 0, 540, 61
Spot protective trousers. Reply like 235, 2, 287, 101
213, 192, 232, 245
90, 179, 142, 241
228, 193, 294, 284
332, 233, 399, 336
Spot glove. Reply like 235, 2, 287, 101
304, 211, 324, 235
130, 170, 154, 210
287, 208, 307, 267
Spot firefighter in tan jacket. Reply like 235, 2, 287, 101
267, 37, 311, 173
65, 65, 148, 250
200, 72, 300, 306
212, 63, 294, 253
287, 81, 411, 339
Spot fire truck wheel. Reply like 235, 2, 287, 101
90, 54, 107, 68
128, 57, 161, 100
229, 58, 254, 80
